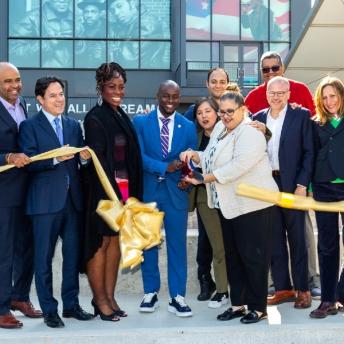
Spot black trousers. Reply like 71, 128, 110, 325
196, 210, 213, 281
0, 206, 34, 315
313, 182, 344, 302
219, 206, 275, 313
271, 175, 309, 291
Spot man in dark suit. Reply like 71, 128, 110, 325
253, 76, 314, 309
18, 76, 93, 328
0, 62, 42, 329
133, 80, 197, 317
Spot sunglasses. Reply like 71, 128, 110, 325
261, 65, 281, 74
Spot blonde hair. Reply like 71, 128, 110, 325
225, 82, 240, 93
314, 76, 344, 125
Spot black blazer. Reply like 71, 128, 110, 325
253, 104, 314, 192
312, 119, 344, 183
0, 98, 28, 207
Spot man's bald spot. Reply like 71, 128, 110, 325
0, 62, 20, 75
157, 80, 180, 94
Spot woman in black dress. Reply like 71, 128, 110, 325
82, 62, 143, 321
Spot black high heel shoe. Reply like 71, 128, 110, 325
113, 308, 128, 317
91, 300, 120, 322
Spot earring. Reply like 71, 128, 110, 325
97, 94, 103, 106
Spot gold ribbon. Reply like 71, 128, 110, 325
1, 146, 164, 269
236, 183, 344, 212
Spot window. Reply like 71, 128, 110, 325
186, 0, 291, 79
8, 0, 171, 69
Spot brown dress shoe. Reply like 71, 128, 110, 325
309, 302, 338, 319
10, 301, 43, 318
0, 313, 23, 329
294, 291, 312, 309
267, 290, 296, 305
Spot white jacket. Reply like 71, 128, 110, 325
199, 117, 278, 219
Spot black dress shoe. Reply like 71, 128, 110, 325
197, 275, 216, 301
240, 310, 267, 324
44, 313, 65, 328
217, 307, 246, 321
62, 305, 94, 321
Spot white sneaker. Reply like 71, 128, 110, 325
139, 292, 159, 313
208, 292, 229, 309
168, 295, 193, 317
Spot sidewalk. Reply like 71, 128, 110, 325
1, 295, 343, 344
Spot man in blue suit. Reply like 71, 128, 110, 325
0, 62, 42, 329
253, 76, 314, 309
18, 76, 93, 328
133, 80, 197, 317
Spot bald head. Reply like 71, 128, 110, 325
0, 62, 22, 105
157, 80, 180, 118
0, 62, 19, 74
157, 80, 180, 94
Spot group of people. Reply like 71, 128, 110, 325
1, 49, 344, 330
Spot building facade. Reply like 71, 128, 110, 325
0, 0, 313, 117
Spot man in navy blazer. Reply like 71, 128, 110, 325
18, 76, 93, 328
133, 80, 197, 317
0, 62, 43, 329
253, 76, 314, 309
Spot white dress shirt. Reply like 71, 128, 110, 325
157, 107, 175, 153
266, 104, 287, 171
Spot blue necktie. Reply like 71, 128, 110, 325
160, 118, 170, 159
54, 117, 64, 146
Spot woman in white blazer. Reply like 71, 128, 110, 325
181, 91, 278, 324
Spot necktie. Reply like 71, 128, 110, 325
54, 117, 64, 146
160, 117, 170, 159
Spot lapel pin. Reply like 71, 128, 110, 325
178, 124, 181, 128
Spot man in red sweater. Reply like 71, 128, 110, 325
245, 51, 315, 116
246, 51, 320, 302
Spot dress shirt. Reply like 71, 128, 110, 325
266, 104, 287, 171
157, 107, 175, 153
0, 96, 26, 128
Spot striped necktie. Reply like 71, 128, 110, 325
54, 117, 64, 146
160, 117, 170, 159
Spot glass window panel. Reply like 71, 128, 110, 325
75, 0, 106, 38
211, 42, 219, 67
42, 0, 73, 37
186, 0, 211, 40
108, 41, 139, 69
223, 45, 239, 82
75, 40, 106, 68
9, 39, 40, 67
269, 43, 290, 60
212, 0, 239, 40
9, 0, 40, 37
241, 0, 268, 41
108, 0, 139, 38
270, 0, 290, 41
42, 39, 73, 68
141, 0, 170, 39
140, 42, 170, 69
186, 42, 210, 70
243, 46, 259, 87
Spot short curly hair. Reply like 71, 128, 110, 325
95, 62, 127, 94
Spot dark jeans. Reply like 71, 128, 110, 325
218, 206, 275, 313
196, 210, 213, 281
313, 182, 344, 302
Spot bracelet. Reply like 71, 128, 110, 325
6, 153, 14, 164
296, 184, 307, 189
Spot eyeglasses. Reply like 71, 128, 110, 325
261, 65, 281, 74
267, 91, 289, 97
217, 107, 241, 118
